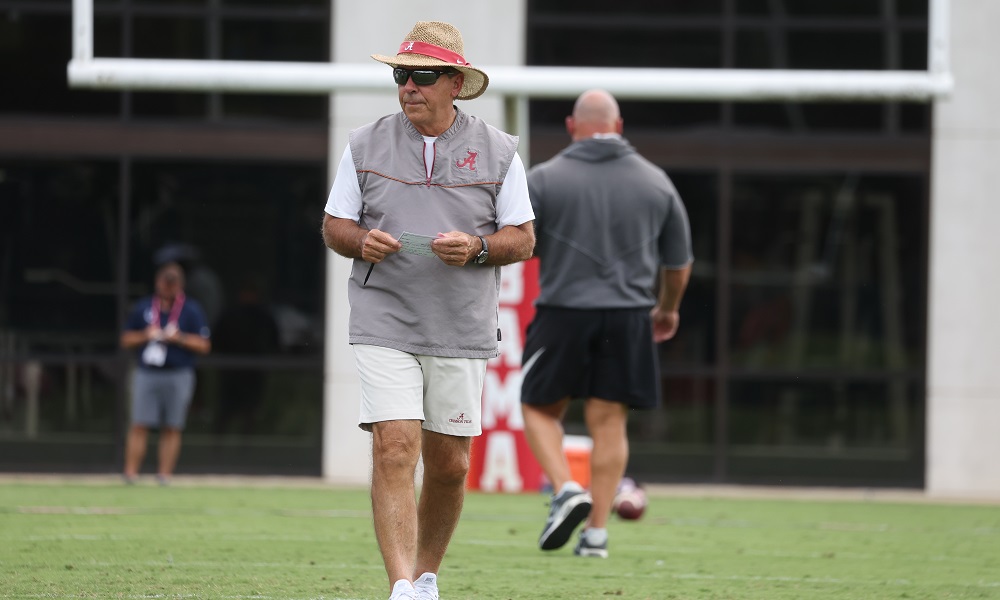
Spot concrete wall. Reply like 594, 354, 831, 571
926, 0, 1000, 497
322, 1, 526, 484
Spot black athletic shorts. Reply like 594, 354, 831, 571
520, 306, 661, 409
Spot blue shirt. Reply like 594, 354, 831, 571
124, 295, 211, 369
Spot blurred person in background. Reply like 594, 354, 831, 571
212, 275, 280, 436
322, 21, 534, 600
520, 89, 693, 558
120, 261, 211, 485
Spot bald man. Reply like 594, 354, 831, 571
520, 89, 694, 557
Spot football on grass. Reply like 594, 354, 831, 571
613, 486, 647, 520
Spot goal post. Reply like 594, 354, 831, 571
68, 0, 953, 103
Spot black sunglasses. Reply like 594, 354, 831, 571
392, 67, 457, 86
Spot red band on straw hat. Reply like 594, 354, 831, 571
398, 40, 468, 66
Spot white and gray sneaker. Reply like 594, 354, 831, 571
388, 579, 417, 600
574, 528, 609, 558
538, 483, 592, 550
414, 572, 439, 600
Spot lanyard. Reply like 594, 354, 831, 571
151, 293, 185, 329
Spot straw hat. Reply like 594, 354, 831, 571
371, 21, 489, 100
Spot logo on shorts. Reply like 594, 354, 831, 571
448, 412, 473, 424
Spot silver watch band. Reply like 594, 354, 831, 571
476, 235, 489, 263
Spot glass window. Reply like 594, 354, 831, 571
735, 0, 772, 16
732, 102, 885, 132
525, 1, 932, 486
182, 366, 322, 470
0, 359, 121, 473
661, 172, 717, 366
531, 0, 723, 15
621, 100, 723, 131
529, 100, 723, 134
727, 379, 924, 485
733, 30, 774, 69
728, 174, 926, 371
898, 0, 929, 18
629, 376, 717, 482
731, 103, 798, 131
735, 29, 890, 71
0, 161, 121, 351
131, 0, 205, 5
901, 30, 929, 70
737, 0, 884, 17
787, 31, 884, 70
0, 361, 118, 438
220, 94, 327, 122
531, 27, 721, 68
899, 103, 929, 133
799, 103, 885, 131
222, 19, 327, 62
131, 92, 209, 118
222, 0, 327, 6
132, 17, 206, 59
779, 0, 880, 17
0, 14, 120, 116
128, 161, 326, 355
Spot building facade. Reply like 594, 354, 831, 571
2, 0, 998, 494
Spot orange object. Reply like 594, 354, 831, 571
563, 437, 592, 489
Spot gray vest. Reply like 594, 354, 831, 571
347, 108, 519, 358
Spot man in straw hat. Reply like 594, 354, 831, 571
321, 21, 535, 600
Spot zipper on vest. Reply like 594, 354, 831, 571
425, 141, 436, 187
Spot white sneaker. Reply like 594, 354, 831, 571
574, 528, 609, 558
414, 572, 439, 600
388, 579, 417, 600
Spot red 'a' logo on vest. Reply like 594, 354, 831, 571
456, 150, 478, 171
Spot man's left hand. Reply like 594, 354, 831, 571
431, 231, 477, 266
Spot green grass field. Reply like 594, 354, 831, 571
1, 479, 998, 600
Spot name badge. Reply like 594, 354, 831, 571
142, 342, 167, 367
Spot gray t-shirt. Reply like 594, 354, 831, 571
528, 136, 693, 309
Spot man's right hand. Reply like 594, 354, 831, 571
651, 307, 680, 342
361, 229, 402, 263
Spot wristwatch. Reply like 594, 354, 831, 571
474, 236, 489, 264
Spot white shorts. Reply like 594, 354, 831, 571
353, 344, 486, 437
